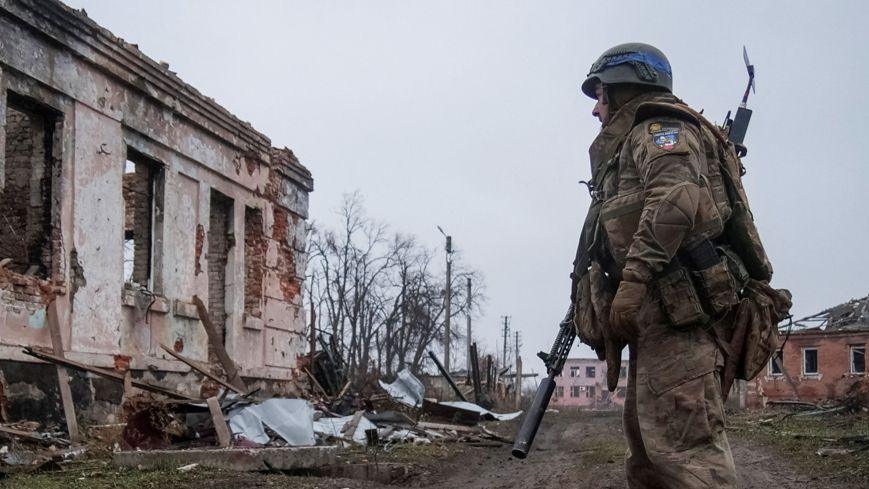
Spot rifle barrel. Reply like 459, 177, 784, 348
511, 371, 557, 459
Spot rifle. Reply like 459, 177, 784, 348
511, 306, 576, 459
722, 46, 756, 157
512, 207, 595, 459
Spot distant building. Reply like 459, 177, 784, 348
750, 295, 868, 406
551, 358, 628, 409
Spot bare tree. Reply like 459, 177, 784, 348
306, 192, 485, 385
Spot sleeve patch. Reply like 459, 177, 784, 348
649, 123, 681, 150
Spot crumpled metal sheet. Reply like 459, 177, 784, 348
378, 369, 425, 408
439, 401, 522, 421
227, 398, 316, 446
313, 415, 378, 445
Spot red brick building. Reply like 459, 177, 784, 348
753, 295, 868, 405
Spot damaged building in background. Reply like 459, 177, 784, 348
0, 0, 313, 424
747, 294, 869, 407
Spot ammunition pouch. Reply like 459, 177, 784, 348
693, 257, 739, 316
655, 264, 709, 328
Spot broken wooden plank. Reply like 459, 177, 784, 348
46, 300, 80, 444
341, 411, 365, 440
427, 350, 468, 402
160, 343, 247, 396
191, 295, 247, 392
304, 367, 329, 399
0, 425, 48, 444
480, 425, 512, 444
23, 347, 199, 401
206, 397, 231, 448
122, 370, 134, 404
336, 379, 351, 399
416, 421, 479, 433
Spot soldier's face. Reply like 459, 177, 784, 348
592, 84, 609, 125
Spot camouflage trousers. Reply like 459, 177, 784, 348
622, 302, 737, 488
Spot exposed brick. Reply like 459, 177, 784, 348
194, 224, 205, 276
244, 207, 265, 316
0, 104, 53, 277
207, 191, 232, 363
122, 157, 154, 285
271, 208, 298, 303
757, 330, 869, 403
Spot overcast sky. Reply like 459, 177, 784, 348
67, 0, 869, 374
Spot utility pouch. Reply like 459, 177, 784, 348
656, 266, 709, 328
718, 245, 750, 291
692, 257, 739, 316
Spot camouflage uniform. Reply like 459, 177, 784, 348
585, 91, 738, 488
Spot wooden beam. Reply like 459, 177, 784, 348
0, 425, 49, 444
191, 295, 247, 392
416, 421, 479, 433
206, 396, 231, 448
23, 347, 199, 401
341, 410, 365, 440
46, 300, 80, 444
160, 343, 247, 396
304, 368, 329, 399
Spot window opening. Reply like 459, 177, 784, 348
0, 95, 57, 278
122, 151, 161, 287
851, 345, 865, 374
803, 348, 818, 375
769, 350, 783, 376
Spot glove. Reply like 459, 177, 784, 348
609, 280, 646, 342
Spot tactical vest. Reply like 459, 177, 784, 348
574, 94, 774, 324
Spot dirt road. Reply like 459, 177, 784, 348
409, 410, 866, 489
7, 410, 866, 488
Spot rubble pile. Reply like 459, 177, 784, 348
1, 301, 521, 474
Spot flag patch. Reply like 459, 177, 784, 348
650, 125, 680, 150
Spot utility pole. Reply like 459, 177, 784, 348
514, 331, 520, 371
438, 226, 453, 374
466, 277, 472, 375
501, 316, 510, 368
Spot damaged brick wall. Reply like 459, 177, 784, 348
271, 207, 299, 303
207, 190, 233, 361
244, 207, 265, 317
0, 104, 52, 277
122, 158, 154, 285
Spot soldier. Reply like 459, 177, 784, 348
571, 43, 790, 488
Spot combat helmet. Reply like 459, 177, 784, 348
581, 43, 673, 99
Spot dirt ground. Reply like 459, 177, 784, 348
4, 409, 867, 488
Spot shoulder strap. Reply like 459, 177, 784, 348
633, 100, 701, 128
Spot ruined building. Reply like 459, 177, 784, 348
751, 294, 869, 406
0, 0, 313, 423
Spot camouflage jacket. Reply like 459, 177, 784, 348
582, 92, 726, 285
